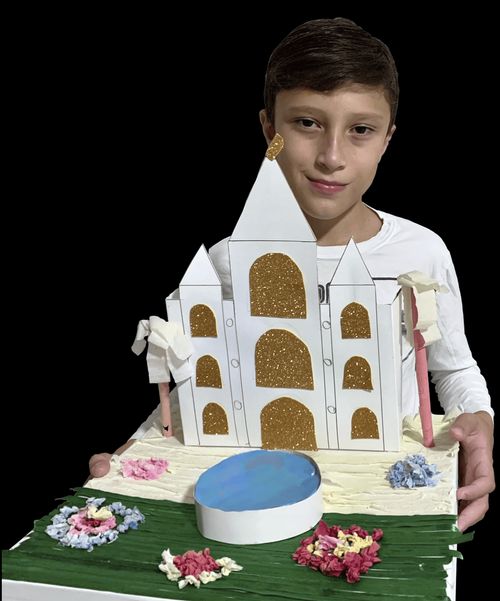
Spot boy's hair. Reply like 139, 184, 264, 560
264, 18, 399, 130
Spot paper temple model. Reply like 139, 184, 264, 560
164, 157, 410, 452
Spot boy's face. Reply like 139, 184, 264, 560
260, 84, 395, 225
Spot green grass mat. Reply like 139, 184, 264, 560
3, 487, 472, 600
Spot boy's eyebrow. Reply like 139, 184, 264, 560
347, 112, 386, 123
286, 105, 386, 122
285, 105, 327, 114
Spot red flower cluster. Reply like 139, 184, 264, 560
173, 548, 220, 579
292, 521, 383, 583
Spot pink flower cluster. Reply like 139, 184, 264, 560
292, 521, 383, 583
68, 510, 116, 536
121, 458, 169, 480
174, 548, 220, 579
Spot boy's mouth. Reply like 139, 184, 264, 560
307, 177, 347, 194
308, 177, 347, 186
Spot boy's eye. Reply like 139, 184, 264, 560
298, 118, 318, 128
352, 125, 373, 135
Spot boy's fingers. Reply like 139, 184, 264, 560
457, 496, 489, 532
89, 453, 112, 478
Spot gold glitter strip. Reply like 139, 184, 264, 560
190, 304, 217, 337
250, 253, 306, 318
342, 356, 373, 390
202, 402, 228, 435
261, 396, 317, 450
196, 355, 222, 388
340, 302, 371, 339
255, 329, 314, 389
351, 407, 379, 439
265, 133, 284, 160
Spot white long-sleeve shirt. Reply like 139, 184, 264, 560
132, 208, 492, 439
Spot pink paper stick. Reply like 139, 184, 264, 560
158, 382, 173, 437
411, 290, 434, 448
415, 346, 434, 447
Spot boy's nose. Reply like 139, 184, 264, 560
315, 136, 347, 171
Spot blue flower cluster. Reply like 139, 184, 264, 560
387, 454, 441, 488
45, 496, 145, 551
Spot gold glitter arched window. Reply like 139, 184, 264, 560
261, 397, 317, 450
351, 407, 379, 439
196, 355, 222, 388
202, 402, 228, 435
190, 304, 217, 337
342, 356, 373, 390
250, 253, 306, 318
340, 302, 371, 339
255, 329, 313, 389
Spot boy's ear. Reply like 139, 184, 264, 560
259, 109, 276, 144
379, 124, 396, 161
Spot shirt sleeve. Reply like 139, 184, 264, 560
427, 256, 493, 419
208, 237, 232, 297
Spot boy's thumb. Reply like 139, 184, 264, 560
451, 426, 465, 440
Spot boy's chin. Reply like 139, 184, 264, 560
299, 204, 343, 223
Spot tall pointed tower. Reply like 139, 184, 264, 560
166, 245, 238, 446
229, 159, 327, 449
329, 240, 401, 450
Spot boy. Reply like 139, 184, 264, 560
89, 18, 494, 532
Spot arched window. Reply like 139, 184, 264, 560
261, 397, 317, 450
196, 355, 222, 388
202, 403, 228, 435
351, 407, 379, 439
342, 356, 373, 390
190, 304, 217, 337
255, 329, 313, 389
340, 302, 371, 338
250, 253, 306, 318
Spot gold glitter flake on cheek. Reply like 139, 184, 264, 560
190, 304, 217, 337
255, 329, 314, 389
340, 302, 371, 339
250, 253, 306, 318
265, 133, 284, 160
202, 403, 229, 435
343, 356, 373, 390
196, 355, 222, 388
261, 397, 317, 450
351, 407, 379, 439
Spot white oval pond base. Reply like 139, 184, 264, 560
194, 449, 323, 544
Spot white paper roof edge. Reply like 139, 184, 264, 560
180, 245, 221, 287
330, 238, 373, 285
231, 159, 316, 242
166, 288, 179, 300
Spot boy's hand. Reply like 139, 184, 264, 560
89, 453, 113, 478
87, 440, 136, 479
450, 411, 495, 531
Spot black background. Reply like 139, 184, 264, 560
4, 7, 495, 599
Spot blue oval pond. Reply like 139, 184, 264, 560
194, 450, 321, 511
